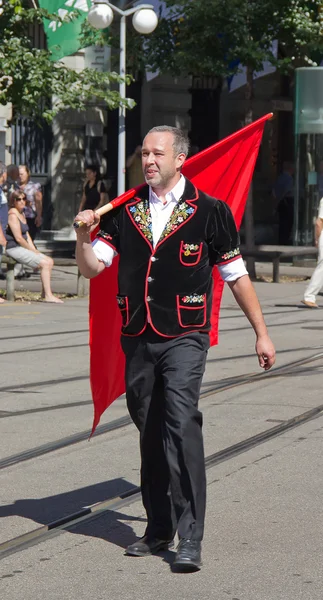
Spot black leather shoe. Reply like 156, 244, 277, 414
173, 539, 202, 572
125, 535, 174, 557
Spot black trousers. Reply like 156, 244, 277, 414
121, 327, 210, 542
277, 197, 294, 245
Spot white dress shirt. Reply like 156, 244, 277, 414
92, 176, 248, 281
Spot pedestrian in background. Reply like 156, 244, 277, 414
19, 165, 43, 241
0, 161, 8, 281
6, 164, 20, 194
0, 220, 6, 301
6, 191, 63, 304
272, 161, 294, 245
78, 165, 108, 213
302, 197, 323, 308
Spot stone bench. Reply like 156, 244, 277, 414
1, 256, 87, 301
1, 255, 16, 301
241, 245, 318, 283
51, 258, 88, 297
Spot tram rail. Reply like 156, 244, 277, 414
1, 352, 323, 472
1, 396, 323, 560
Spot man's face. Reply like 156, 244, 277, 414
0, 171, 7, 186
141, 132, 185, 189
19, 166, 28, 184
85, 169, 96, 182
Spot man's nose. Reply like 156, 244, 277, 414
146, 153, 156, 164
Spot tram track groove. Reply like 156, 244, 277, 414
2, 398, 323, 560
1, 352, 323, 472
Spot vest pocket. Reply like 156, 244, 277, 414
176, 294, 206, 328
179, 241, 203, 266
116, 295, 130, 327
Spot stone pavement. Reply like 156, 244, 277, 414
1, 262, 323, 599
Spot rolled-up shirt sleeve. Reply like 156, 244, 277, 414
92, 210, 120, 267
217, 257, 248, 281
92, 238, 116, 267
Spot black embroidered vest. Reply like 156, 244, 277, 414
97, 178, 240, 337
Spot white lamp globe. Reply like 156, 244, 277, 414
132, 9, 158, 35
88, 3, 114, 30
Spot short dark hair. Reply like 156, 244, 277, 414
146, 126, 190, 157
85, 164, 100, 177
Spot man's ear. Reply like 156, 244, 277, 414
176, 153, 186, 170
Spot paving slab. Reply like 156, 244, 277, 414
1, 418, 323, 600
1, 266, 323, 599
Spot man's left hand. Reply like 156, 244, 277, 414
35, 215, 42, 228
255, 335, 276, 371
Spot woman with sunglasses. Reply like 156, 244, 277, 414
5, 191, 63, 303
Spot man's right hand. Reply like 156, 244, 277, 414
74, 210, 100, 235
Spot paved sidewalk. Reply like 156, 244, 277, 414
0, 265, 88, 298
1, 264, 323, 599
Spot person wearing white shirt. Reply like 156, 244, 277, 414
302, 197, 323, 307
74, 125, 275, 572
0, 162, 8, 287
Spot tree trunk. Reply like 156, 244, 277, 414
244, 65, 256, 279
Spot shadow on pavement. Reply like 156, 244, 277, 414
0, 478, 146, 550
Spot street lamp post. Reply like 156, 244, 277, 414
88, 1, 158, 196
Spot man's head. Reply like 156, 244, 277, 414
142, 126, 189, 192
85, 164, 100, 183
7, 164, 19, 182
0, 162, 7, 186
19, 164, 30, 185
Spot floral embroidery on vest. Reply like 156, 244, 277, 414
221, 247, 240, 261
129, 199, 153, 241
181, 294, 204, 304
99, 232, 113, 242
117, 297, 126, 307
183, 243, 199, 256
158, 201, 195, 242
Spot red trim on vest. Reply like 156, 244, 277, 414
96, 237, 117, 253
176, 294, 207, 329
125, 197, 153, 252
179, 240, 203, 267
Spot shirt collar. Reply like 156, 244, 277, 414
149, 174, 185, 207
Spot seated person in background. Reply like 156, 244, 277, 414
5, 191, 63, 304
0, 222, 6, 303
18, 164, 43, 241
78, 165, 108, 213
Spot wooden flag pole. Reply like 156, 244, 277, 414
73, 184, 145, 229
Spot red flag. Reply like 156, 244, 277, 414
89, 114, 272, 433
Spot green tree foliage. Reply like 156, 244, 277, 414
145, 0, 323, 82
143, 0, 323, 264
0, 0, 132, 122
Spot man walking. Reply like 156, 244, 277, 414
302, 196, 323, 308
75, 126, 275, 572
